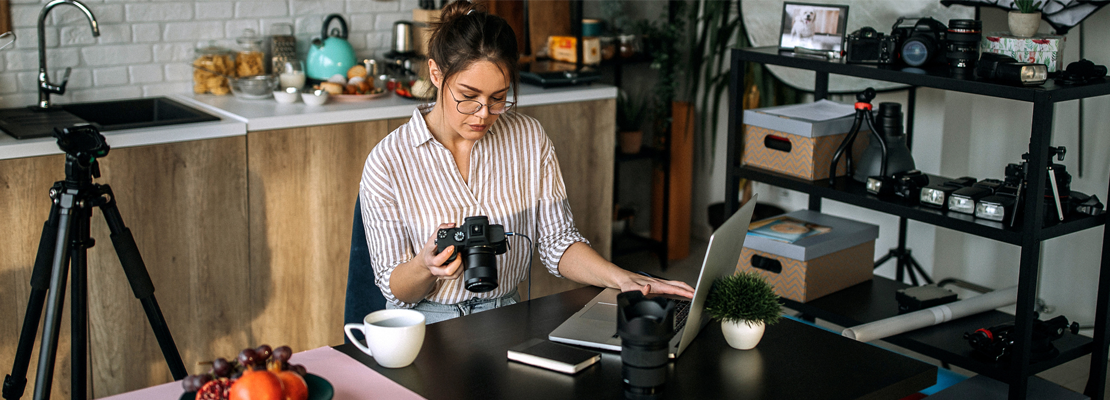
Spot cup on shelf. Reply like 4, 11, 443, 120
343, 309, 426, 368
277, 59, 307, 90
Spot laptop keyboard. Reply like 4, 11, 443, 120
673, 299, 692, 332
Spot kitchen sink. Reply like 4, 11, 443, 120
0, 97, 221, 140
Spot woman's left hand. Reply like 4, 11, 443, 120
617, 273, 695, 299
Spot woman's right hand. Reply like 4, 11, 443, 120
418, 223, 464, 281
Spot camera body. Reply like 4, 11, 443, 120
896, 17, 948, 67
844, 27, 902, 64
435, 216, 507, 293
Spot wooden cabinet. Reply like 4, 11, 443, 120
0, 137, 250, 399
0, 99, 613, 398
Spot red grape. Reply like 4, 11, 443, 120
272, 345, 292, 363
212, 357, 231, 377
255, 344, 273, 363
237, 348, 257, 368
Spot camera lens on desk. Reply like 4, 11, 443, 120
947, 19, 982, 69
617, 291, 675, 398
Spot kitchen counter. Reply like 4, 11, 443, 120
0, 83, 616, 160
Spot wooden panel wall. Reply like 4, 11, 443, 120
518, 99, 615, 299
247, 120, 390, 354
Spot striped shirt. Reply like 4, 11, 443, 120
359, 107, 588, 307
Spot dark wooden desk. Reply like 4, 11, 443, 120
335, 286, 937, 399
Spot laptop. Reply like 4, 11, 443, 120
549, 194, 759, 358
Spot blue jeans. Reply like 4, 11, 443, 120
386, 289, 520, 324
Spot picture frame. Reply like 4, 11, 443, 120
778, 2, 850, 56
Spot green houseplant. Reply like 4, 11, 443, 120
1009, 0, 1043, 37
704, 271, 782, 349
616, 90, 648, 154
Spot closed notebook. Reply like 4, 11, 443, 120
507, 338, 601, 374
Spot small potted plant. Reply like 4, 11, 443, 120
616, 90, 648, 154
1009, 0, 1043, 37
703, 271, 783, 350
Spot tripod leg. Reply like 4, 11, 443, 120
908, 254, 934, 285
69, 207, 92, 400
97, 187, 188, 380
4, 194, 62, 400
32, 190, 78, 400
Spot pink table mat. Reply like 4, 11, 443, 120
97, 346, 425, 400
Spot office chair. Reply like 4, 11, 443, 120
344, 196, 387, 343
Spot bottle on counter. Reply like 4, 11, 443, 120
193, 43, 235, 95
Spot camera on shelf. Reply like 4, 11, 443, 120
919, 176, 976, 210
964, 315, 1078, 363
895, 17, 948, 67
948, 179, 1004, 215
866, 169, 929, 199
435, 216, 508, 293
844, 26, 903, 64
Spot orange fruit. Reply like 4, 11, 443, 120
277, 370, 309, 400
228, 370, 283, 400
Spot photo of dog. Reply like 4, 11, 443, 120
779, 3, 849, 54
790, 7, 817, 42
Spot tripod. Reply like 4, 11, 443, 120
3, 126, 186, 400
828, 88, 931, 285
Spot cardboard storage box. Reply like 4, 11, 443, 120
739, 210, 879, 303
981, 33, 1066, 72
742, 100, 869, 181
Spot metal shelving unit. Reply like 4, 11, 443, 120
725, 46, 1110, 400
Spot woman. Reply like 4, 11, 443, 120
359, 1, 694, 324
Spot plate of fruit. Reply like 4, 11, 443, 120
313, 64, 387, 102
180, 344, 332, 400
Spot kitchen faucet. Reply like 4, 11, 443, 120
37, 0, 99, 109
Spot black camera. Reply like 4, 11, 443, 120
435, 216, 507, 293
844, 26, 902, 64
964, 315, 1078, 362
895, 17, 948, 67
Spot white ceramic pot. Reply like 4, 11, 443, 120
721, 320, 765, 350
1008, 11, 1041, 38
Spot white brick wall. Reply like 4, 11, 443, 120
0, 0, 417, 107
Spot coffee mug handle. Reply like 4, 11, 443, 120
344, 323, 374, 356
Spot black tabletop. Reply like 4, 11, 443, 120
335, 286, 937, 400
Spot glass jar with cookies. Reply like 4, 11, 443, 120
193, 43, 235, 95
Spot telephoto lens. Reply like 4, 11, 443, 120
947, 19, 982, 69
617, 291, 675, 399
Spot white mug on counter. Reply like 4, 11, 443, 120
344, 309, 425, 368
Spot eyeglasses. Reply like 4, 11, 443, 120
446, 86, 514, 115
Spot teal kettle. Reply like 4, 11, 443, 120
306, 14, 357, 81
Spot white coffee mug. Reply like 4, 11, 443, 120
344, 309, 426, 368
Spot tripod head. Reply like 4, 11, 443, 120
856, 87, 877, 104
54, 125, 108, 183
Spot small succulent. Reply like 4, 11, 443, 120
703, 271, 783, 326
1014, 0, 1042, 13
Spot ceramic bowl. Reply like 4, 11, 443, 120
273, 87, 300, 104
301, 89, 329, 106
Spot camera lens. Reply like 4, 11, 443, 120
901, 39, 933, 67
877, 102, 904, 138
946, 19, 982, 69
617, 291, 675, 397
463, 246, 499, 292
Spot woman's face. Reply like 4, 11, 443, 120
430, 59, 511, 142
